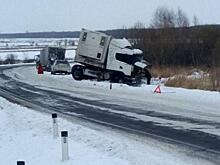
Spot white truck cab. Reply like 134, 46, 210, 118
106, 38, 144, 76
72, 29, 152, 85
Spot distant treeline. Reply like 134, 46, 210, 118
0, 31, 80, 38
0, 29, 125, 39
120, 25, 220, 68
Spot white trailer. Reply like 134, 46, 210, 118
36, 46, 66, 71
72, 29, 152, 85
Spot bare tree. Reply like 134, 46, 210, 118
176, 8, 190, 27
151, 6, 176, 28
193, 15, 199, 26
4, 54, 17, 64
211, 39, 220, 90
151, 7, 190, 28
133, 21, 146, 29
121, 25, 127, 29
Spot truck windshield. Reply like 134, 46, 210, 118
115, 53, 143, 65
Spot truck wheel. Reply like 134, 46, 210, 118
72, 65, 84, 80
104, 72, 110, 80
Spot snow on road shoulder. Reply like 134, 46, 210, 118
0, 97, 214, 165
4, 66, 220, 118
3, 66, 220, 137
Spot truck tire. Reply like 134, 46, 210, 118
104, 72, 110, 80
71, 65, 84, 80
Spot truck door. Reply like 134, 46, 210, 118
106, 49, 132, 76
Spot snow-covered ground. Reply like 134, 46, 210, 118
0, 49, 75, 61
0, 38, 77, 48
0, 38, 77, 60
0, 51, 38, 60
4, 66, 220, 137
0, 96, 215, 165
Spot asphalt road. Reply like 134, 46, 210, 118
0, 65, 220, 164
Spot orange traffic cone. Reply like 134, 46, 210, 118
154, 85, 161, 94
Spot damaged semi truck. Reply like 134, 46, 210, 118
72, 29, 152, 85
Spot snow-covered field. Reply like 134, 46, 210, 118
0, 96, 214, 165
0, 51, 39, 60
0, 49, 75, 61
0, 38, 77, 60
0, 38, 77, 48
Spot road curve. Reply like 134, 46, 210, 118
0, 65, 220, 164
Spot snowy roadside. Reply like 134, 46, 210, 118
4, 66, 220, 136
5, 66, 220, 113
0, 97, 215, 165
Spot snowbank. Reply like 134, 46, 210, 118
0, 97, 214, 165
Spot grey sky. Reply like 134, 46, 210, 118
0, 0, 219, 33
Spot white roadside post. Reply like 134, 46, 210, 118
17, 161, 25, 165
52, 113, 58, 138
61, 131, 69, 161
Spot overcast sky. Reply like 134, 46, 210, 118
0, 0, 219, 33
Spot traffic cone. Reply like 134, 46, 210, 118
154, 85, 161, 94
